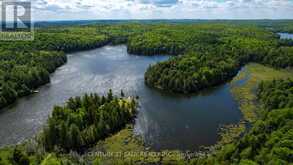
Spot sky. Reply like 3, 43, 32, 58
7, 0, 293, 20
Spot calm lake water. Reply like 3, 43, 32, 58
0, 45, 242, 151
278, 32, 293, 39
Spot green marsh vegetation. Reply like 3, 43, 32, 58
1, 23, 293, 108
0, 91, 138, 165
0, 21, 293, 164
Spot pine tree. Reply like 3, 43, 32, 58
120, 90, 125, 97
68, 124, 82, 151
107, 89, 113, 101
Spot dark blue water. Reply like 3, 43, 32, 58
0, 45, 242, 151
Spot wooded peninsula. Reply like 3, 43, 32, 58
0, 20, 292, 165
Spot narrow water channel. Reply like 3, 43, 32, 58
0, 45, 242, 151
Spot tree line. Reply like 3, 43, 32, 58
0, 27, 110, 109
0, 21, 293, 165
196, 79, 293, 164
0, 90, 137, 164
41, 90, 137, 153
1, 23, 292, 108
138, 24, 293, 93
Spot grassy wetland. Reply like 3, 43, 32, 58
0, 21, 293, 164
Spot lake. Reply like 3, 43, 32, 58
278, 32, 293, 39
0, 45, 242, 151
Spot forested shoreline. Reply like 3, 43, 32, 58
139, 25, 293, 93
0, 73, 291, 164
0, 21, 292, 164
0, 27, 111, 108
0, 91, 138, 164
42, 90, 137, 153
1, 22, 293, 108
194, 79, 293, 164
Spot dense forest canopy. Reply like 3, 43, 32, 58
0, 91, 138, 164
0, 27, 110, 108
42, 90, 137, 153
138, 24, 293, 93
2, 22, 293, 108
0, 79, 291, 164
193, 79, 293, 164
0, 20, 292, 164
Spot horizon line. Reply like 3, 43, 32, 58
33, 18, 293, 22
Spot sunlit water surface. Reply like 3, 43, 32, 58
0, 45, 242, 151
278, 32, 293, 39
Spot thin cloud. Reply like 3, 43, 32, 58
138, 0, 179, 7
31, 0, 293, 20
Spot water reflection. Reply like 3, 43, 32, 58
278, 32, 293, 40
0, 45, 242, 151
